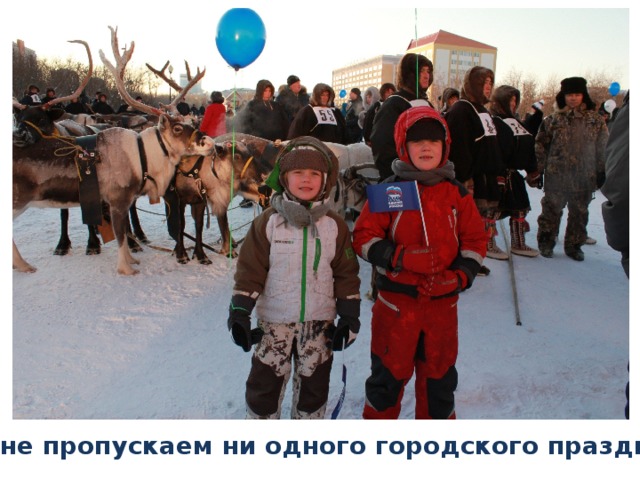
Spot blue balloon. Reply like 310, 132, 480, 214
609, 82, 621, 96
216, 9, 266, 70
339, 89, 347, 98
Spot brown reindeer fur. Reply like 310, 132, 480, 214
13, 115, 215, 275
170, 140, 274, 263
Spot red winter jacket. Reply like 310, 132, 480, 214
353, 107, 486, 296
199, 103, 226, 138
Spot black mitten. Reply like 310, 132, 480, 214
331, 298, 361, 351
331, 317, 360, 351
228, 294, 256, 352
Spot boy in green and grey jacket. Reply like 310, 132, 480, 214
227, 136, 360, 419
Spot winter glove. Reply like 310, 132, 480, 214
417, 269, 468, 299
330, 317, 361, 351
391, 244, 443, 275
228, 294, 262, 352
596, 171, 606, 190
525, 171, 543, 189
329, 298, 361, 351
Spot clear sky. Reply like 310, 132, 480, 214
4, 2, 630, 96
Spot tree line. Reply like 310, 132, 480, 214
14, 46, 624, 117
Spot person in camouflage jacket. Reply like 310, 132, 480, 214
535, 77, 608, 261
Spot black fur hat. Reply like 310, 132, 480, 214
560, 77, 588, 95
556, 77, 596, 110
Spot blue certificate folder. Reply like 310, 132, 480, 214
365, 181, 421, 213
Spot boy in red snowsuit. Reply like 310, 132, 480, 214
352, 106, 486, 419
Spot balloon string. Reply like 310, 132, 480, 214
414, 8, 419, 100
229, 73, 237, 264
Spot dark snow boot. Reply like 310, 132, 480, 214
565, 245, 585, 261
537, 232, 555, 258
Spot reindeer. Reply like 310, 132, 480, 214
13, 40, 146, 257
164, 132, 285, 264
137, 63, 279, 264
13, 27, 215, 275
213, 134, 379, 220
166, 139, 272, 263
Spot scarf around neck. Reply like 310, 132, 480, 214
391, 159, 456, 186
270, 192, 331, 238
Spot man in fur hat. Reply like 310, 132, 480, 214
534, 77, 608, 261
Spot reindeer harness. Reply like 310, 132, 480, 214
136, 129, 166, 196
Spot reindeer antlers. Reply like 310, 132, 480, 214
40, 40, 93, 109
146, 60, 206, 114
145, 61, 182, 92
99, 26, 205, 117
99, 26, 162, 116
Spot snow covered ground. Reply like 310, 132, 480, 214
6, 187, 634, 477
11, 188, 629, 420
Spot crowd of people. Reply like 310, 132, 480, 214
17, 60, 627, 420
222, 55, 627, 421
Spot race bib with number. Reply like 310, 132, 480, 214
502, 118, 531, 137
312, 107, 338, 126
477, 112, 497, 137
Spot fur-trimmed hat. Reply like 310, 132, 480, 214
489, 85, 520, 117
556, 76, 595, 110
397, 53, 433, 96
287, 75, 300, 86
461, 66, 494, 104
560, 77, 588, 95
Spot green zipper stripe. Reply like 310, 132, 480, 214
313, 238, 321, 274
300, 226, 307, 323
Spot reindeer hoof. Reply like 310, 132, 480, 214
197, 256, 212, 265
177, 257, 190, 264
14, 264, 37, 273
127, 237, 142, 253
118, 267, 139, 275
86, 246, 101, 255
135, 234, 150, 244
54, 246, 71, 256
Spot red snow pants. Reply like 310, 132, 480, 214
363, 290, 459, 419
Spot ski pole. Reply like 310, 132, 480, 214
500, 219, 522, 326
330, 354, 347, 419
